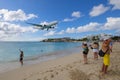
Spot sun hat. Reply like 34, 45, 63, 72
83, 42, 87, 44
103, 36, 110, 41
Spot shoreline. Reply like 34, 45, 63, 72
0, 42, 120, 80
0, 47, 81, 74
0, 42, 81, 62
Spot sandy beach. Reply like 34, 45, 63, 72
0, 42, 120, 80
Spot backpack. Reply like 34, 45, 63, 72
99, 49, 108, 57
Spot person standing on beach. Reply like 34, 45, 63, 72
109, 38, 113, 53
82, 42, 89, 64
92, 42, 99, 60
19, 49, 24, 66
101, 37, 111, 74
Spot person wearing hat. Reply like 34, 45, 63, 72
100, 37, 111, 75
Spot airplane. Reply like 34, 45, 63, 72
26, 21, 58, 31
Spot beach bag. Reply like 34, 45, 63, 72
99, 49, 108, 57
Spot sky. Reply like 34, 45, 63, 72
0, 0, 120, 41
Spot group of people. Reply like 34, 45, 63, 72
82, 41, 99, 64
82, 37, 113, 75
18, 38, 113, 74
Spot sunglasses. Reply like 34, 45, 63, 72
105, 40, 108, 41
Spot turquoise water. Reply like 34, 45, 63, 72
0, 42, 81, 62
0, 42, 81, 73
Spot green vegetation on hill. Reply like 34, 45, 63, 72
41, 35, 120, 42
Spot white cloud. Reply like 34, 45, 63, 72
44, 31, 56, 36
43, 30, 65, 36
89, 4, 110, 17
40, 21, 49, 25
0, 15, 2, 18
57, 30, 65, 35
0, 9, 37, 21
0, 22, 37, 33
0, 22, 38, 40
65, 22, 101, 33
44, 17, 120, 37
77, 22, 101, 33
63, 18, 75, 22
104, 17, 120, 30
63, 11, 81, 22
66, 27, 76, 33
109, 0, 120, 10
65, 17, 120, 35
72, 11, 81, 18
0, 31, 7, 40
43, 17, 120, 37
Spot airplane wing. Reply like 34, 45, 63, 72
49, 21, 58, 27
26, 22, 43, 27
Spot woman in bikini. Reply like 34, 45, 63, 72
82, 42, 89, 64
19, 49, 24, 66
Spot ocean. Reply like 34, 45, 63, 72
0, 42, 81, 73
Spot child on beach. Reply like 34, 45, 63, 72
92, 42, 99, 60
82, 42, 89, 64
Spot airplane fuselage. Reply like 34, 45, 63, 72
26, 21, 58, 31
